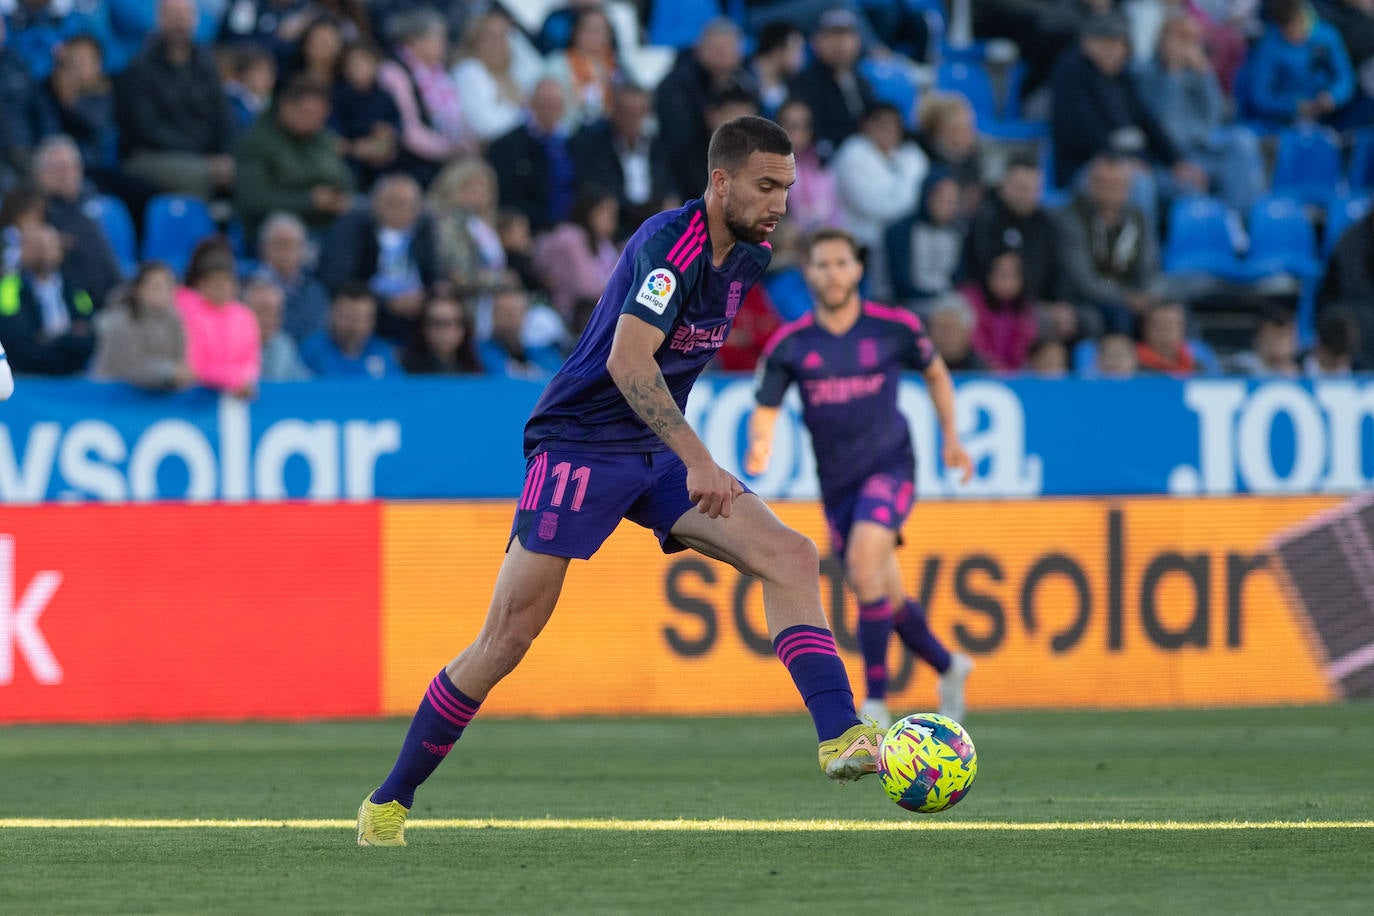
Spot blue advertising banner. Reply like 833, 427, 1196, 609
1, 375, 1371, 503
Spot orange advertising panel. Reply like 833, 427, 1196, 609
0, 504, 382, 723
381, 497, 1352, 717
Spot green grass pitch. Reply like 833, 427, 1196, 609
2, 705, 1372, 914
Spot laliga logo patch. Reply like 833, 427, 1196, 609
635, 268, 677, 315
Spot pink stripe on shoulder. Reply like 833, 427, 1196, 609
760, 312, 815, 357
665, 210, 705, 268
862, 301, 924, 332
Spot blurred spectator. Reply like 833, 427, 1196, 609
546, 6, 620, 130
776, 98, 839, 234
1188, 1, 1257, 94
713, 283, 782, 372
831, 103, 928, 301
243, 273, 309, 380
317, 173, 436, 341
1136, 13, 1265, 214
477, 282, 564, 379
974, 0, 1110, 103
749, 21, 805, 117
915, 92, 983, 220
427, 157, 506, 296
300, 280, 400, 378
175, 237, 259, 394
488, 78, 578, 233
3, 0, 112, 81
965, 156, 1065, 306
537, 0, 601, 54
1303, 305, 1367, 374
1050, 11, 1206, 226
532, 188, 620, 326
280, 13, 345, 89
450, 9, 537, 143
789, 7, 877, 162
0, 183, 44, 271
31, 136, 122, 308
219, 0, 368, 55
1315, 0, 1374, 126
0, 19, 38, 193
255, 210, 329, 341
118, 0, 235, 199
377, 7, 476, 187
655, 17, 757, 200
497, 208, 544, 297
1318, 205, 1374, 367
1135, 300, 1196, 374
1026, 337, 1069, 376
33, 34, 117, 174
330, 41, 399, 189
1057, 152, 1162, 333
1095, 330, 1138, 376
569, 81, 668, 235
961, 249, 1039, 371
1247, 0, 1354, 126
1227, 304, 1301, 375
223, 43, 276, 138
233, 75, 354, 241
90, 260, 190, 388
400, 290, 481, 374
885, 171, 965, 308
923, 292, 987, 372
0, 222, 94, 374
108, 0, 221, 70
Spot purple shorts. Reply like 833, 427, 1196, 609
822, 471, 916, 557
510, 448, 740, 560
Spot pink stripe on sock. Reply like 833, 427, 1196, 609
780, 643, 840, 666
777, 636, 840, 667
426, 685, 472, 727
429, 680, 478, 718
858, 604, 892, 621
775, 630, 837, 654
665, 211, 703, 265
866, 664, 886, 679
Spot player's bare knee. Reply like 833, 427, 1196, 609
763, 528, 819, 584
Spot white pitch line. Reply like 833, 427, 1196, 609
1, 818, 1371, 831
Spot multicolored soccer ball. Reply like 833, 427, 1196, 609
878, 713, 978, 813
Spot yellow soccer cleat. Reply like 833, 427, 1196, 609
818, 721, 884, 783
356, 795, 409, 847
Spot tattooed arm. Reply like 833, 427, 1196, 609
607, 314, 742, 518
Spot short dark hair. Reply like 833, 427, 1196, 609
706, 115, 792, 175
1265, 0, 1304, 26
1258, 303, 1295, 329
1005, 153, 1040, 174
805, 227, 861, 261
278, 74, 330, 104
1316, 306, 1360, 355
334, 280, 376, 306
756, 21, 800, 57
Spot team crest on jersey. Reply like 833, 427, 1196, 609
858, 339, 879, 368
635, 268, 677, 315
726, 281, 743, 318
538, 511, 559, 540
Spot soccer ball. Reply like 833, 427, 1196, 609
878, 713, 977, 813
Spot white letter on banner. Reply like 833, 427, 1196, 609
1236, 382, 1325, 492
0, 422, 60, 503
0, 536, 62, 686
127, 420, 217, 500
899, 380, 943, 499
1316, 380, 1374, 492
219, 395, 251, 501
343, 420, 401, 499
254, 420, 338, 499
1172, 381, 1246, 494
57, 421, 128, 501
953, 381, 1042, 498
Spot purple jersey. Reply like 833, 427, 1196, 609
524, 200, 772, 456
755, 302, 936, 497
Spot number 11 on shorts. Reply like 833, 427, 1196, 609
549, 462, 590, 511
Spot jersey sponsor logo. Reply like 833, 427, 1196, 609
538, 511, 559, 541
726, 281, 743, 319
635, 268, 677, 315
802, 372, 886, 406
670, 323, 728, 354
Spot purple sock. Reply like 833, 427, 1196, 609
856, 598, 892, 701
371, 669, 481, 809
773, 624, 860, 741
894, 599, 951, 673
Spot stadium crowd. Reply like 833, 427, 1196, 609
1, 0, 1373, 394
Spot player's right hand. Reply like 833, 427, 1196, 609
687, 462, 740, 519
743, 440, 771, 477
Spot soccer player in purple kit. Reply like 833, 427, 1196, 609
745, 228, 975, 731
356, 118, 886, 847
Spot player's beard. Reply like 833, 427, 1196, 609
723, 199, 771, 245
815, 283, 859, 312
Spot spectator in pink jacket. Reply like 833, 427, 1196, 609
532, 189, 620, 330
959, 249, 1039, 372
776, 98, 839, 234
176, 238, 260, 397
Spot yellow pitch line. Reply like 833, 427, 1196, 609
1, 818, 1372, 831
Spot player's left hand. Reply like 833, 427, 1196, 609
687, 462, 742, 519
944, 441, 973, 485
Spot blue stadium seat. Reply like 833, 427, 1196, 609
936, 61, 1044, 140
1162, 195, 1246, 279
1347, 128, 1374, 193
1272, 127, 1345, 205
939, 41, 989, 64
647, 0, 722, 49
141, 195, 217, 277
1323, 192, 1370, 258
84, 194, 136, 277
1244, 196, 1322, 280
859, 58, 919, 128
